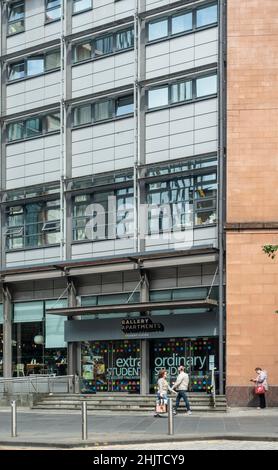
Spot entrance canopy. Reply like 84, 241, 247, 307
46, 298, 218, 317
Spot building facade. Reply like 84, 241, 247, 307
0, 0, 226, 396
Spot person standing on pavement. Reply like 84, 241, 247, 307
172, 365, 192, 415
154, 369, 176, 417
250, 367, 268, 409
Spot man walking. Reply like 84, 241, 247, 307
172, 365, 192, 415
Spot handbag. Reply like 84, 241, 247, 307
255, 384, 265, 395
156, 396, 167, 413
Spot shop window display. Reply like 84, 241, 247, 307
81, 340, 140, 393
150, 337, 218, 393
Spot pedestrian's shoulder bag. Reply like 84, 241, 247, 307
254, 384, 265, 395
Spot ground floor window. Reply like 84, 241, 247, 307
81, 340, 140, 393
150, 337, 218, 393
80, 337, 218, 394
0, 324, 3, 377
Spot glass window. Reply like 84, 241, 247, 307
196, 4, 218, 28
8, 1, 24, 35
46, 0, 61, 22
45, 50, 60, 71
94, 35, 113, 56
148, 18, 168, 41
73, 42, 92, 63
25, 118, 42, 138
46, 113, 60, 132
8, 122, 24, 141
196, 74, 217, 97
9, 61, 25, 81
14, 301, 44, 323
172, 12, 192, 35
116, 95, 133, 116
94, 100, 111, 121
27, 56, 44, 76
115, 29, 134, 50
148, 87, 169, 109
73, 105, 92, 126
171, 81, 192, 103
73, 0, 92, 14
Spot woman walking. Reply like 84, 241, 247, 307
154, 369, 175, 417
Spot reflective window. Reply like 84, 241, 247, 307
8, 122, 24, 142
196, 4, 218, 28
46, 0, 61, 22
25, 118, 42, 138
116, 29, 134, 50
46, 113, 60, 132
196, 74, 217, 97
73, 105, 92, 126
148, 87, 169, 109
171, 81, 192, 103
148, 18, 168, 41
73, 0, 92, 13
172, 12, 192, 35
94, 101, 111, 121
116, 95, 133, 116
27, 56, 44, 76
73, 42, 92, 63
7, 113, 60, 142
95, 35, 113, 56
45, 50, 60, 71
6, 200, 60, 249
73, 187, 134, 241
9, 61, 25, 81
8, 1, 24, 35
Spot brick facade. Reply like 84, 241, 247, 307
227, 0, 278, 405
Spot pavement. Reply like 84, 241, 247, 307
0, 407, 278, 448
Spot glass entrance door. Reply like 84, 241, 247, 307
81, 340, 140, 393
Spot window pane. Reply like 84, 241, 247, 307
46, 7, 61, 21
73, 0, 92, 13
9, 62, 25, 80
148, 87, 168, 109
73, 105, 92, 126
73, 42, 92, 63
8, 20, 24, 35
172, 12, 192, 35
148, 19, 168, 41
196, 4, 218, 28
46, 113, 60, 132
8, 122, 24, 141
171, 81, 192, 103
94, 101, 111, 121
25, 118, 42, 138
45, 50, 60, 71
9, 1, 24, 21
116, 95, 133, 116
27, 57, 44, 76
95, 36, 113, 56
116, 29, 134, 50
46, 0, 61, 8
196, 75, 217, 97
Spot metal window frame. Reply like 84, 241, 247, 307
7, 0, 25, 36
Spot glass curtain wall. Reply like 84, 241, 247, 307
11, 300, 67, 376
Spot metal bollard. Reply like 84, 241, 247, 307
82, 401, 88, 441
168, 398, 174, 436
11, 400, 17, 438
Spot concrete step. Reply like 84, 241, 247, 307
33, 393, 227, 412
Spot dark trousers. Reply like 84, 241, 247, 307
259, 393, 266, 409
175, 390, 191, 411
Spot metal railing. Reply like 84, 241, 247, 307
0, 375, 76, 396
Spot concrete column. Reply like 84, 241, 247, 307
67, 279, 81, 377
140, 271, 150, 395
3, 285, 12, 378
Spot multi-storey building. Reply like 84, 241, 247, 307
0, 0, 226, 397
